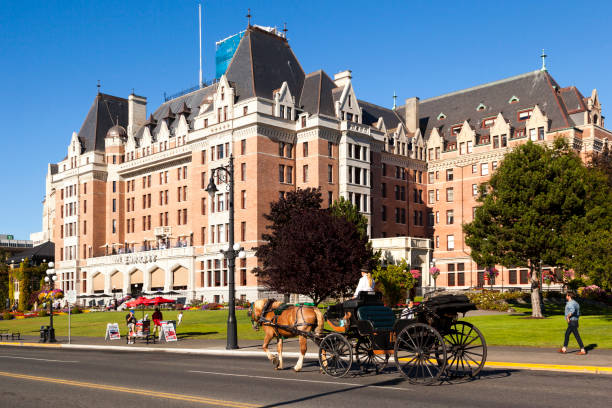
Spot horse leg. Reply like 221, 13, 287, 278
262, 330, 278, 368
276, 337, 283, 370
294, 335, 307, 372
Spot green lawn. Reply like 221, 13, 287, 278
0, 309, 265, 340
464, 304, 612, 348
2, 306, 610, 348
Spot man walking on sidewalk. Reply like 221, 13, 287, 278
559, 291, 587, 355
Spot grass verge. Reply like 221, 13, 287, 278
1, 306, 610, 348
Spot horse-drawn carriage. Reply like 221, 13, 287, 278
250, 292, 487, 385
319, 292, 487, 383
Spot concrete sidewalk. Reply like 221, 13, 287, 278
2, 335, 611, 375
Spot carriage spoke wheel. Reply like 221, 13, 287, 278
443, 321, 487, 378
318, 333, 353, 377
394, 323, 447, 385
355, 337, 388, 374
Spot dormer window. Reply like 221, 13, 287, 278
437, 113, 446, 120
451, 125, 462, 136
476, 103, 486, 111
508, 95, 519, 104
518, 109, 532, 121
280, 105, 285, 118
347, 113, 353, 122
481, 117, 495, 129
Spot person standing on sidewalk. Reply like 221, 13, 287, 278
559, 291, 587, 355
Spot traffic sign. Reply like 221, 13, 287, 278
66, 290, 77, 304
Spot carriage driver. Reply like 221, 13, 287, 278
340, 270, 375, 326
353, 270, 375, 299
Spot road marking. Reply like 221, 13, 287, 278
188, 370, 409, 391
485, 361, 612, 374
0, 341, 61, 348
0, 355, 78, 363
0, 371, 260, 408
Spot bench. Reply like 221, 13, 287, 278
126, 321, 156, 344
356, 305, 396, 334
0, 328, 21, 341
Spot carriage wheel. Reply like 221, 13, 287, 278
443, 321, 487, 378
318, 333, 353, 377
394, 323, 447, 385
355, 337, 388, 374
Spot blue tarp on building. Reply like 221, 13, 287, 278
215, 31, 245, 79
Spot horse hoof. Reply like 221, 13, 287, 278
272, 356, 279, 368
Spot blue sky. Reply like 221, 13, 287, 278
1, 0, 611, 239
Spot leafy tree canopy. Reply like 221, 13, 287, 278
330, 196, 369, 239
255, 189, 373, 304
464, 139, 612, 316
330, 196, 381, 270
372, 259, 418, 307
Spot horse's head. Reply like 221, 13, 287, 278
249, 299, 266, 331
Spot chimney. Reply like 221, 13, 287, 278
334, 70, 352, 89
128, 94, 147, 137
405, 97, 419, 134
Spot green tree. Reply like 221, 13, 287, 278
562, 164, 612, 289
330, 196, 381, 270
464, 140, 609, 317
588, 142, 612, 187
331, 196, 369, 238
372, 260, 418, 307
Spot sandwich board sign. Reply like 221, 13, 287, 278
105, 323, 121, 340
161, 322, 177, 342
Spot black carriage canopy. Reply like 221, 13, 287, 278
423, 294, 476, 315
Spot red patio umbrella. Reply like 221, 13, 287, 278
125, 297, 155, 319
151, 297, 175, 306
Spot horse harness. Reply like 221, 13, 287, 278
257, 299, 317, 337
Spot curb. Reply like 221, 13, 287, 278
2, 341, 611, 375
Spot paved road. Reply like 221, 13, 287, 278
0, 347, 609, 408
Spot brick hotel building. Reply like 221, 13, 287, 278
39, 25, 611, 304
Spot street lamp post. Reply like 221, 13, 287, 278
205, 154, 246, 349
44, 262, 57, 343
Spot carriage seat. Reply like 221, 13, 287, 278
356, 305, 395, 333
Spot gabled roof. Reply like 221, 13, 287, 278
360, 100, 404, 130
559, 86, 587, 113
299, 70, 337, 117
77, 93, 129, 152
404, 70, 576, 142
225, 26, 305, 103
138, 83, 218, 139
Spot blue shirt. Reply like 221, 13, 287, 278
565, 299, 580, 321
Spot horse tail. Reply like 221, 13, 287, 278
313, 306, 324, 335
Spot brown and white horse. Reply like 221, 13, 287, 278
250, 298, 323, 371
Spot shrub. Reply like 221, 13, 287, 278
71, 306, 83, 314
38, 309, 48, 317
201, 303, 223, 310
566, 276, 589, 291
0, 312, 11, 320
466, 290, 512, 311
578, 285, 607, 301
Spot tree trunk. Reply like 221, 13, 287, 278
530, 265, 543, 318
